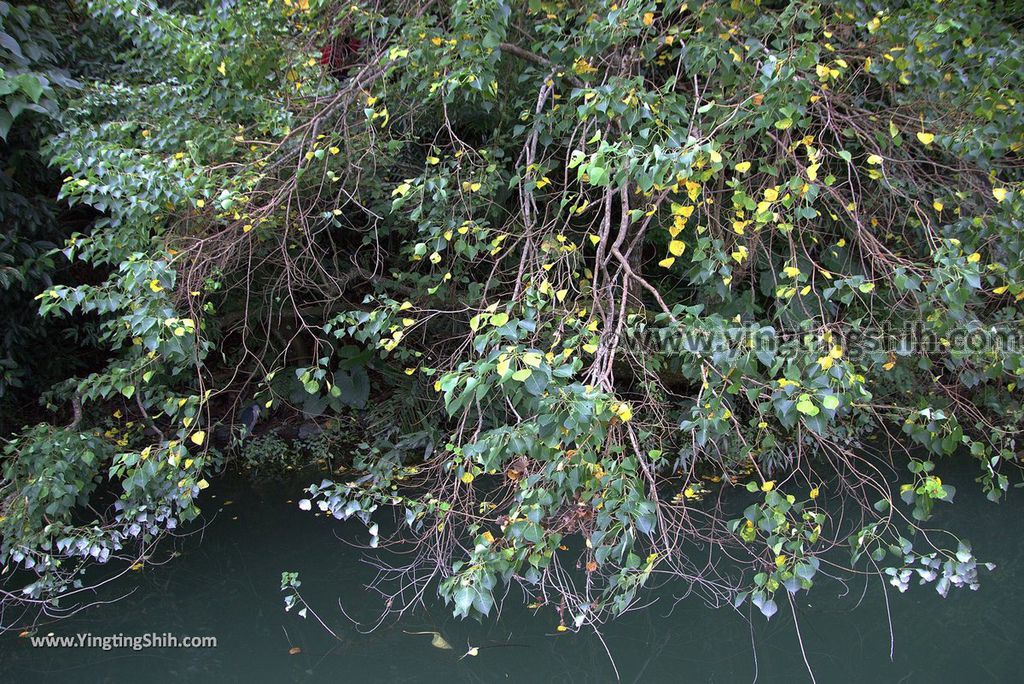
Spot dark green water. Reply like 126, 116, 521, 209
1, 461, 1021, 683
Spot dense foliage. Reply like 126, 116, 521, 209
2, 0, 1023, 636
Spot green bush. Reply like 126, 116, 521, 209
2, 0, 1022, 629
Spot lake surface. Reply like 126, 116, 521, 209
1, 460, 1021, 683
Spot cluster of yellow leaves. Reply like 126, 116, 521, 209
610, 401, 633, 422
817, 345, 844, 371
659, 202, 694, 268
572, 58, 598, 75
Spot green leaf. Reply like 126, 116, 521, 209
796, 400, 819, 416
511, 368, 532, 382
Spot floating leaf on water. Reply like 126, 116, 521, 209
288, 646, 302, 655
404, 630, 453, 650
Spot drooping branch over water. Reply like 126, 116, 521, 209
0, 0, 1020, 640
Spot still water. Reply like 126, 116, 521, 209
1, 460, 1020, 683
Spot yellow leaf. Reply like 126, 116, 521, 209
190, 431, 206, 446
197, 479, 209, 490
735, 161, 751, 173
658, 256, 675, 268
993, 187, 1008, 202
916, 131, 935, 145
866, 154, 883, 165
783, 266, 801, 278
461, 472, 475, 484
809, 487, 819, 499
217, 61, 226, 76
556, 625, 568, 632
967, 252, 981, 264
761, 480, 775, 492
673, 203, 695, 218
642, 12, 654, 26
933, 200, 943, 212
522, 352, 543, 368
669, 240, 686, 256
613, 402, 633, 422
993, 285, 1008, 295
764, 188, 779, 202
148, 279, 163, 292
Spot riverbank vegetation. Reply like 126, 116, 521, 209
2, 0, 1022, 642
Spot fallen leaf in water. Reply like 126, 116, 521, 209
288, 646, 302, 655
18, 631, 30, 638
405, 630, 453, 650
129, 562, 144, 571
460, 646, 479, 660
